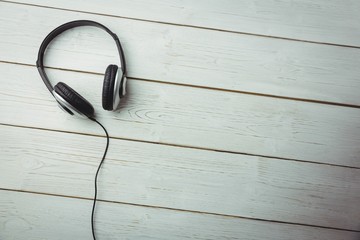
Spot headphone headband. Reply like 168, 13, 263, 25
36, 20, 127, 94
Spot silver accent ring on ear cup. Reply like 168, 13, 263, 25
122, 76, 127, 96
112, 69, 127, 110
113, 70, 121, 110
53, 90, 87, 118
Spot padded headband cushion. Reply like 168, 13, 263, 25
54, 82, 94, 117
102, 64, 118, 111
37, 20, 126, 95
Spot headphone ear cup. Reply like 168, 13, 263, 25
54, 82, 95, 117
102, 64, 118, 111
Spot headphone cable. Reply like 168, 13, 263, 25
89, 117, 110, 240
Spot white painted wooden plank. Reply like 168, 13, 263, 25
1, 125, 360, 230
9, 0, 360, 47
1, 63, 360, 167
1, 2, 360, 106
1, 191, 358, 240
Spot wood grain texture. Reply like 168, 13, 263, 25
1, 2, 360, 106
2, 1, 360, 238
1, 191, 359, 240
7, 0, 360, 47
1, 125, 360, 230
1, 63, 360, 167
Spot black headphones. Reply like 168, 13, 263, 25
36, 20, 127, 118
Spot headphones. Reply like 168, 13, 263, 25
36, 20, 127, 118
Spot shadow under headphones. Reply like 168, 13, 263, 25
36, 20, 127, 118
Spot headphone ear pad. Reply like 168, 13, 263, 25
102, 64, 118, 111
54, 82, 94, 117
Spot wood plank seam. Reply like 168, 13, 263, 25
2, 190, 359, 240
2, 123, 360, 170
2, 60, 360, 110
3, 0, 360, 49
1, 188, 358, 233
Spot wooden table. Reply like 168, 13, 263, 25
0, 1, 359, 239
